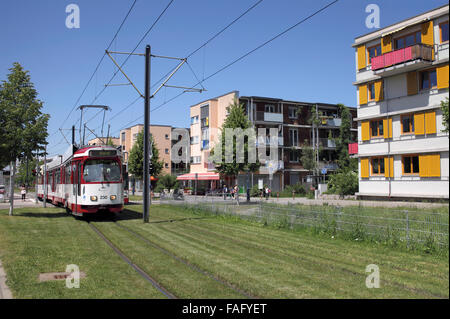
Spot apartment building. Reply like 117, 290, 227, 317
87, 137, 120, 147
353, 4, 449, 199
120, 124, 189, 188
184, 91, 357, 192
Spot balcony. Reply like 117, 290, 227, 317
318, 138, 336, 148
348, 143, 358, 155
201, 140, 209, 150
256, 136, 283, 147
371, 44, 433, 76
256, 111, 283, 123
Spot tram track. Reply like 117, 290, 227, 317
87, 222, 177, 299
113, 221, 257, 299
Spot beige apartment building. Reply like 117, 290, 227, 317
182, 91, 357, 193
87, 137, 120, 147
120, 124, 173, 175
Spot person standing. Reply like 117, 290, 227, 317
223, 185, 228, 200
234, 185, 239, 205
21, 184, 26, 201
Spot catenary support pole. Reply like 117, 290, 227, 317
143, 45, 151, 223
43, 145, 47, 208
35, 150, 39, 204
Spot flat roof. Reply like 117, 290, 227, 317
189, 91, 239, 108
353, 4, 448, 47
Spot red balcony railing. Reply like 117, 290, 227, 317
371, 44, 433, 71
348, 142, 358, 155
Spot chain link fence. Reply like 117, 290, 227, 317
161, 196, 449, 251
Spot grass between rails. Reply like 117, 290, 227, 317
0, 204, 448, 298
0, 207, 165, 298
118, 205, 448, 298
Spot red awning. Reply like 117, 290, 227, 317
176, 172, 220, 181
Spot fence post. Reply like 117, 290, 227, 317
405, 210, 410, 249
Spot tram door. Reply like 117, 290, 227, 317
72, 162, 80, 213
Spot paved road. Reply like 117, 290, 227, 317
0, 260, 12, 299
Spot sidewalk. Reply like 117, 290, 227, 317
182, 194, 449, 209
0, 260, 13, 299
0, 193, 40, 210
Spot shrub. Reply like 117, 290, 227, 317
327, 170, 358, 196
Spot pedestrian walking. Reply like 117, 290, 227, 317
223, 185, 228, 200
21, 184, 26, 201
234, 185, 240, 205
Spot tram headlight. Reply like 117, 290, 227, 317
90, 196, 98, 201
110, 195, 116, 201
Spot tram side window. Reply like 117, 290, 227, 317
72, 163, 77, 184
65, 164, 71, 184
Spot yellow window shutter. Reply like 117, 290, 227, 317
419, 154, 428, 177
425, 111, 436, 134
407, 72, 418, 95
429, 154, 441, 177
361, 121, 370, 141
357, 45, 366, 70
381, 35, 392, 54
359, 84, 368, 105
374, 80, 383, 101
421, 21, 435, 59
383, 118, 392, 139
421, 21, 434, 46
361, 158, 369, 178
414, 113, 425, 135
437, 64, 449, 89
384, 157, 393, 178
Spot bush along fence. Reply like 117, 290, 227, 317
161, 198, 449, 254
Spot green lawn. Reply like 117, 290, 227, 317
0, 204, 448, 298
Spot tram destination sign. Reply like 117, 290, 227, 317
89, 150, 117, 157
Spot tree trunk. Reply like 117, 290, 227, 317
9, 161, 15, 216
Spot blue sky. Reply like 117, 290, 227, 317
1, 0, 448, 156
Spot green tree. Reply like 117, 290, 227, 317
0, 62, 49, 215
334, 104, 357, 171
300, 144, 317, 173
128, 130, 163, 182
327, 104, 359, 196
441, 97, 449, 134
154, 174, 178, 193
106, 137, 116, 146
209, 98, 260, 182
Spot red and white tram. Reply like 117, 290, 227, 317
37, 145, 124, 216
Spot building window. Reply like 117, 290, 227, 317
165, 163, 169, 169
132, 133, 138, 141
402, 155, 419, 175
394, 31, 421, 50
370, 119, 383, 138
288, 106, 297, 119
165, 134, 169, 140
190, 116, 199, 125
368, 82, 376, 101
289, 128, 298, 146
440, 21, 449, 43
371, 157, 385, 175
165, 148, 169, 154
401, 114, 414, 134
121, 132, 126, 142
190, 136, 199, 144
265, 104, 275, 113
190, 156, 201, 164
367, 43, 382, 64
420, 69, 437, 90
289, 150, 299, 163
